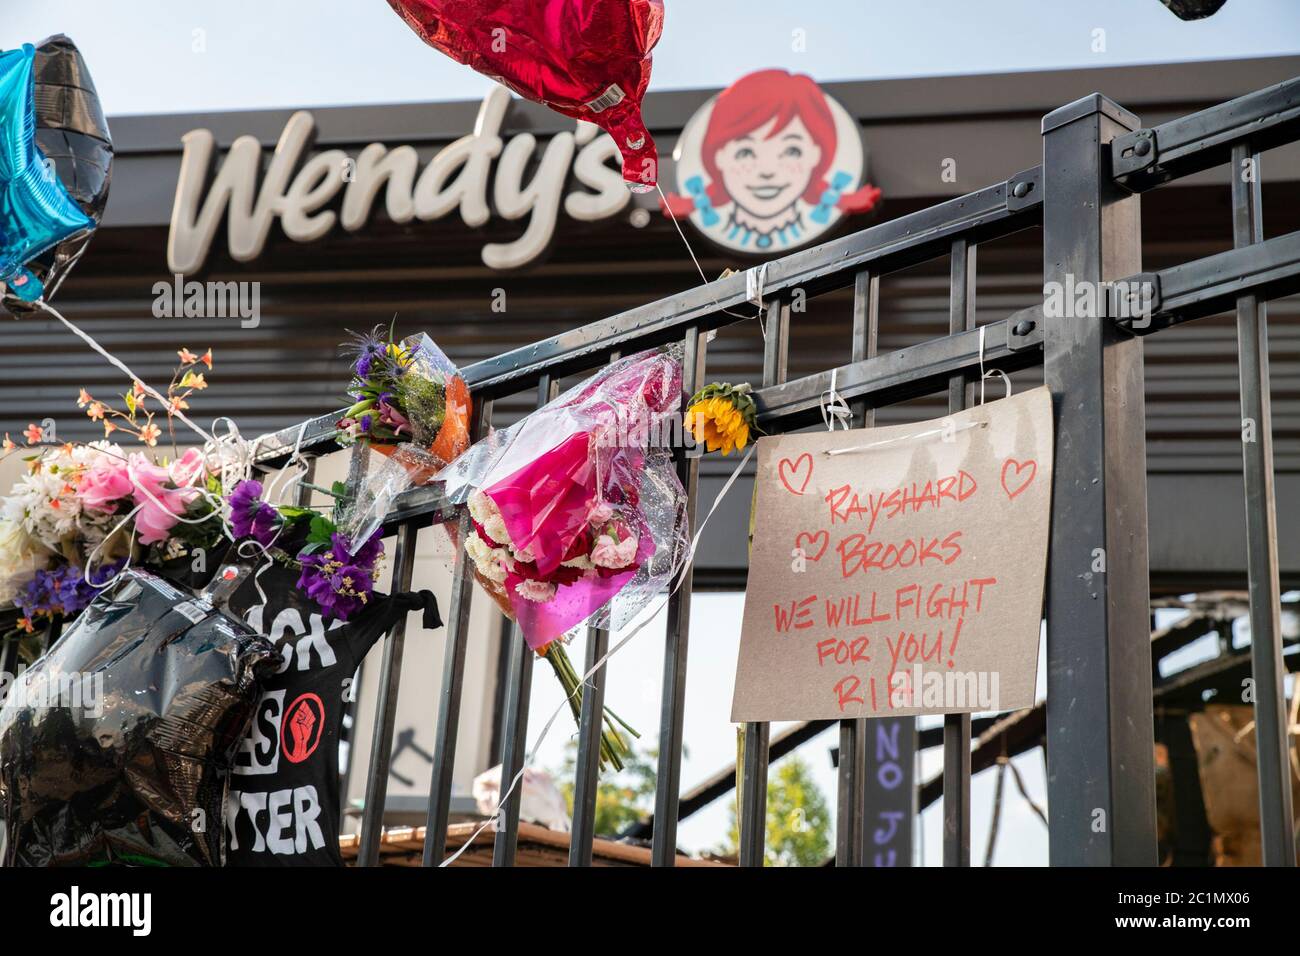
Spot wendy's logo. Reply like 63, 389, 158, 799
662, 69, 880, 254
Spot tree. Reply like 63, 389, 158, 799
555, 741, 661, 837
722, 753, 832, 866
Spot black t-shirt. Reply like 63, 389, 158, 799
222, 557, 439, 867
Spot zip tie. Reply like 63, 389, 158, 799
820, 367, 852, 431
977, 324, 1012, 405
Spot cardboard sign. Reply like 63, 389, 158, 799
732, 386, 1053, 721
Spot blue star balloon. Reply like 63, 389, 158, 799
0, 44, 92, 303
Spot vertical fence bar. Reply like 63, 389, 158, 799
569, 624, 610, 865
572, 351, 631, 865
423, 398, 493, 866
1042, 94, 1156, 865
491, 625, 533, 866
943, 239, 976, 867
1230, 144, 1296, 866
652, 326, 707, 866
837, 269, 879, 866
493, 376, 557, 866
357, 519, 420, 866
739, 298, 789, 867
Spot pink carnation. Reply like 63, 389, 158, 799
591, 531, 638, 570
129, 454, 200, 545
515, 579, 557, 603
77, 454, 133, 513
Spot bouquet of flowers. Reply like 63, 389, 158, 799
439, 347, 689, 770
0, 348, 226, 660
336, 325, 472, 472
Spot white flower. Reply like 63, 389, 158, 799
465, 530, 511, 584
483, 513, 511, 548
468, 489, 499, 525
0, 518, 50, 606
515, 579, 557, 603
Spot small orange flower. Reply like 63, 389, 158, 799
139, 422, 162, 446
177, 348, 199, 364
168, 397, 190, 413
180, 371, 207, 390
23, 423, 43, 444
86, 401, 106, 421
2, 433, 14, 452
17, 617, 33, 634
77, 388, 93, 407
133, 380, 146, 398
103, 421, 117, 437
200, 349, 213, 369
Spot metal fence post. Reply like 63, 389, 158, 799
1230, 144, 1296, 867
943, 238, 975, 867
1041, 94, 1157, 866
739, 298, 789, 867
653, 326, 707, 866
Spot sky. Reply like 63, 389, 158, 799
4, 0, 1300, 116
5, 0, 1297, 865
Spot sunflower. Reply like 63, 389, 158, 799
685, 382, 758, 456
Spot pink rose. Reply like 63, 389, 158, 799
588, 500, 615, 525
591, 531, 638, 570
78, 455, 133, 513
169, 448, 206, 488
129, 454, 199, 545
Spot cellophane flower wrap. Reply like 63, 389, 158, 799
337, 329, 472, 468
334, 329, 473, 544
439, 346, 688, 650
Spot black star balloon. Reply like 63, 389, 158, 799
2, 36, 112, 316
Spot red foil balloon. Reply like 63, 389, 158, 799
388, 0, 664, 186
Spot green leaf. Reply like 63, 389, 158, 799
307, 514, 336, 546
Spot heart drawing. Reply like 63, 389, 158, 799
777, 453, 813, 496
1000, 458, 1038, 500
794, 530, 829, 562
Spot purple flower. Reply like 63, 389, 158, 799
296, 529, 383, 622
15, 561, 123, 622
227, 479, 280, 547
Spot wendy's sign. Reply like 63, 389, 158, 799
662, 69, 881, 254
731, 387, 1053, 722
167, 86, 634, 274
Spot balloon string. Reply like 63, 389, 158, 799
30, 298, 215, 446
654, 182, 760, 327
439, 444, 753, 866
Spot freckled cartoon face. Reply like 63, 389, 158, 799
714, 115, 823, 221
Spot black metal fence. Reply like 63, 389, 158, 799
251, 76, 1300, 867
